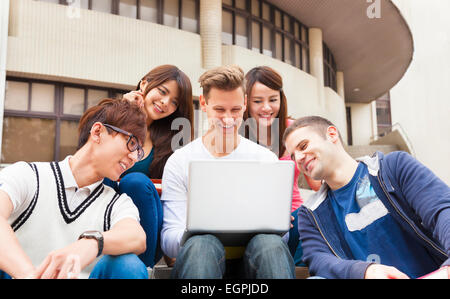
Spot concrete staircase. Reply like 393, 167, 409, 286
150, 263, 311, 279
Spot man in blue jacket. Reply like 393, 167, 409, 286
283, 116, 449, 279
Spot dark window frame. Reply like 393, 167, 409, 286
223, 0, 310, 73
323, 42, 337, 92
3, 76, 127, 162
346, 106, 353, 146
376, 92, 392, 136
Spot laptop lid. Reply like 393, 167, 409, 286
182, 160, 294, 246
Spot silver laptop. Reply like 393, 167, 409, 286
181, 160, 294, 246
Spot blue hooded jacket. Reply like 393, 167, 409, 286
298, 151, 450, 279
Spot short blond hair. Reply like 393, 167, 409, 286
198, 65, 245, 101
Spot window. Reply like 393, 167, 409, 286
34, 0, 199, 33
181, 0, 197, 33
2, 78, 127, 163
251, 21, 260, 52
91, 0, 113, 13
30, 83, 55, 113
222, 0, 310, 73
262, 25, 272, 57
376, 92, 392, 137
222, 10, 233, 46
78, 0, 90, 9
140, 0, 158, 23
275, 32, 282, 60
163, 0, 179, 28
4, 81, 28, 111
323, 42, 337, 92
235, 15, 248, 48
119, 0, 138, 18
346, 106, 353, 146
192, 98, 200, 139
2, 117, 56, 163
39, 0, 60, 4
63, 87, 85, 115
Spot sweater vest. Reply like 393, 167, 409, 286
9, 161, 121, 278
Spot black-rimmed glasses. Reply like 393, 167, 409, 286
102, 123, 145, 161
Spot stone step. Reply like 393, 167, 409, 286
150, 265, 310, 279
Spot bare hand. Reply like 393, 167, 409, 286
163, 255, 176, 268
122, 91, 145, 109
33, 239, 97, 279
290, 216, 295, 229
364, 264, 409, 279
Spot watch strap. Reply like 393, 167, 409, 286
78, 231, 104, 257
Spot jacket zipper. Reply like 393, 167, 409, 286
306, 208, 342, 259
377, 174, 447, 258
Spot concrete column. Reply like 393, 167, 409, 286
308, 28, 325, 107
200, 0, 222, 69
335, 71, 347, 145
0, 0, 10, 161
336, 71, 345, 100
370, 100, 378, 142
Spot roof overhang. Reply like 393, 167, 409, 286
266, 0, 414, 103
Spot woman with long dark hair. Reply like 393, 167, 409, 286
243, 66, 320, 266
105, 65, 193, 269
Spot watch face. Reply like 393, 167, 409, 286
81, 230, 103, 239
89, 231, 102, 238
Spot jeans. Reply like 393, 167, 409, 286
104, 172, 163, 268
171, 234, 295, 279
287, 208, 306, 266
89, 254, 148, 279
0, 253, 148, 279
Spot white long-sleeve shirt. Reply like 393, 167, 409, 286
160, 136, 277, 258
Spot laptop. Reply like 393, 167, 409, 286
181, 160, 294, 246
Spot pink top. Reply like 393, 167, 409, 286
280, 155, 303, 212
281, 119, 303, 212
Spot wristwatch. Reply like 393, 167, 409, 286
78, 230, 104, 257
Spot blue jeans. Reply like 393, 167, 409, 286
171, 234, 295, 279
287, 208, 306, 266
104, 172, 163, 268
89, 254, 148, 279
0, 253, 147, 279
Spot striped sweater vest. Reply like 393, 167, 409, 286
9, 161, 121, 278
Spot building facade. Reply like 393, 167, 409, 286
0, 0, 448, 184
388, 0, 450, 184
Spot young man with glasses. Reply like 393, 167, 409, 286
102, 123, 145, 162
0, 99, 149, 279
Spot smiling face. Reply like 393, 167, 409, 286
285, 125, 337, 180
89, 122, 141, 181
140, 79, 180, 123
106, 133, 139, 180
248, 82, 281, 128
200, 87, 246, 138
